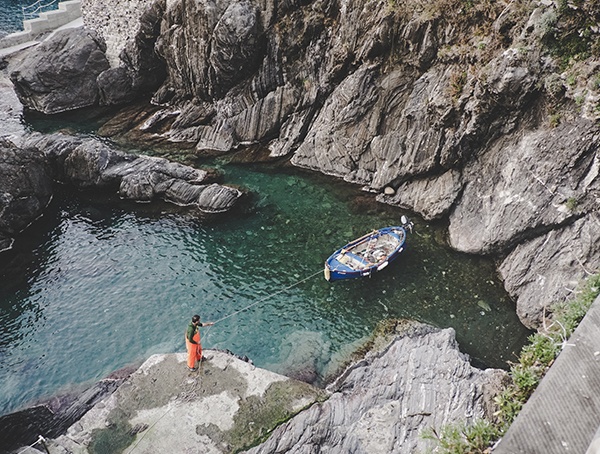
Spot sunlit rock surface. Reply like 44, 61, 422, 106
42, 323, 505, 454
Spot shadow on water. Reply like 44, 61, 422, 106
0, 154, 532, 417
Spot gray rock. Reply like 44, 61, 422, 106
46, 351, 327, 454
377, 169, 463, 220
35, 323, 506, 454
95, 0, 167, 105
9, 28, 110, 114
0, 370, 131, 453
0, 73, 26, 145
97, 66, 136, 105
209, 0, 260, 98
499, 213, 600, 329
448, 120, 600, 254
23, 133, 242, 213
245, 322, 506, 454
0, 138, 53, 252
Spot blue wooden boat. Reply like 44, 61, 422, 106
324, 217, 413, 282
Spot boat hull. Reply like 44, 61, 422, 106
324, 226, 409, 282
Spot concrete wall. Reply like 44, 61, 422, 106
0, 0, 81, 49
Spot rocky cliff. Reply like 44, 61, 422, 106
67, 0, 600, 329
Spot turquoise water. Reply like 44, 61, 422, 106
0, 158, 531, 416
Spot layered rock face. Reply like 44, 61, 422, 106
23, 133, 243, 213
76, 0, 599, 329
42, 323, 505, 454
247, 323, 506, 454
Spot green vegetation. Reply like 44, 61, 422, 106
424, 273, 600, 453
565, 197, 578, 211
543, 0, 600, 69
548, 113, 561, 128
422, 419, 500, 453
449, 70, 468, 101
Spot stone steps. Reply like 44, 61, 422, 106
0, 0, 81, 50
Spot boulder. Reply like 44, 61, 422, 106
23, 133, 242, 213
9, 28, 110, 114
0, 139, 53, 252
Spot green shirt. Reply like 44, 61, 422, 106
186, 322, 199, 344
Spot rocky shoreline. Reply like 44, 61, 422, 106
1, 0, 599, 451
9, 322, 505, 454
2, 0, 598, 329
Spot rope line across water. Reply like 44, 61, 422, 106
125, 268, 323, 453
208, 268, 323, 326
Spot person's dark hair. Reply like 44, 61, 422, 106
192, 314, 200, 323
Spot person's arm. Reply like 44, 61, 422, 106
201, 322, 215, 327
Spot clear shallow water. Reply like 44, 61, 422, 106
0, 158, 531, 416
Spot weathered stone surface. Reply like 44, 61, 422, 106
448, 120, 600, 255
0, 74, 26, 145
0, 369, 131, 453
35, 323, 505, 454
377, 169, 463, 221
80, 0, 158, 68
46, 351, 327, 454
0, 138, 53, 252
209, 1, 260, 98
9, 28, 109, 114
94, 0, 167, 105
246, 322, 506, 454
499, 212, 600, 329
22, 133, 242, 213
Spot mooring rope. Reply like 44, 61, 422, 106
18, 435, 47, 454
208, 268, 324, 327
124, 268, 323, 453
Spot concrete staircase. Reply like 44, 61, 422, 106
0, 0, 81, 49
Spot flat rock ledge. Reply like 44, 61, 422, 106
37, 322, 505, 454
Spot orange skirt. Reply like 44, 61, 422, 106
185, 332, 202, 368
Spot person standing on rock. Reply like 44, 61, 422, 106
186, 314, 214, 371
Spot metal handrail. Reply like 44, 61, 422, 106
22, 0, 58, 20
